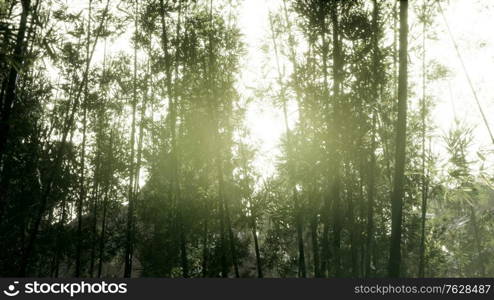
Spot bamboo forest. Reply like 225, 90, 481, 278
1, 0, 494, 278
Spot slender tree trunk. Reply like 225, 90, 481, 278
201, 216, 209, 277
366, 0, 379, 278
97, 187, 109, 278
174, 1, 189, 278
52, 176, 68, 277
217, 163, 228, 277
320, 18, 331, 278
418, 185, 428, 277
220, 154, 240, 277
88, 177, 100, 277
75, 1, 92, 277
74, 105, 87, 277
213, 150, 239, 277
321, 202, 330, 277
418, 1, 428, 278
98, 130, 113, 278
128, 53, 147, 277
310, 212, 320, 277
329, 1, 342, 277
470, 206, 486, 277
347, 186, 358, 277
124, 0, 139, 278
366, 116, 377, 278
251, 215, 263, 278
294, 190, 306, 278
89, 85, 109, 278
388, 0, 408, 278
358, 173, 366, 277
225, 197, 239, 277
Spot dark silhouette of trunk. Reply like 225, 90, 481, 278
75, 0, 92, 277
97, 187, 109, 278
358, 174, 366, 277
388, 0, 408, 278
201, 216, 209, 277
89, 32, 111, 278
418, 176, 428, 277
251, 215, 263, 278
174, 1, 189, 278
133, 74, 146, 207
347, 188, 358, 277
366, 116, 377, 278
74, 108, 87, 276
217, 162, 228, 277
366, 0, 379, 278
329, 0, 342, 277
470, 206, 486, 277
294, 190, 306, 278
88, 194, 98, 276
319, 7, 331, 278
221, 153, 240, 278
213, 150, 239, 277
98, 130, 113, 278
321, 206, 330, 277
310, 212, 320, 277
225, 197, 239, 277
52, 170, 69, 277
95, 35, 110, 279
126, 63, 146, 275
124, 0, 139, 278
0, 0, 31, 219
126, 49, 147, 277
88, 168, 100, 277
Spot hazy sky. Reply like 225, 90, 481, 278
239, 0, 295, 179
239, 0, 494, 179
426, 1, 494, 165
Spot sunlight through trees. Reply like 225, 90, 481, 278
1, 0, 494, 278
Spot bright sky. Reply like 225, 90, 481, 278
239, 0, 285, 178
239, 0, 494, 179
425, 1, 494, 167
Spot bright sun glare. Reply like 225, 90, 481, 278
239, 0, 298, 179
